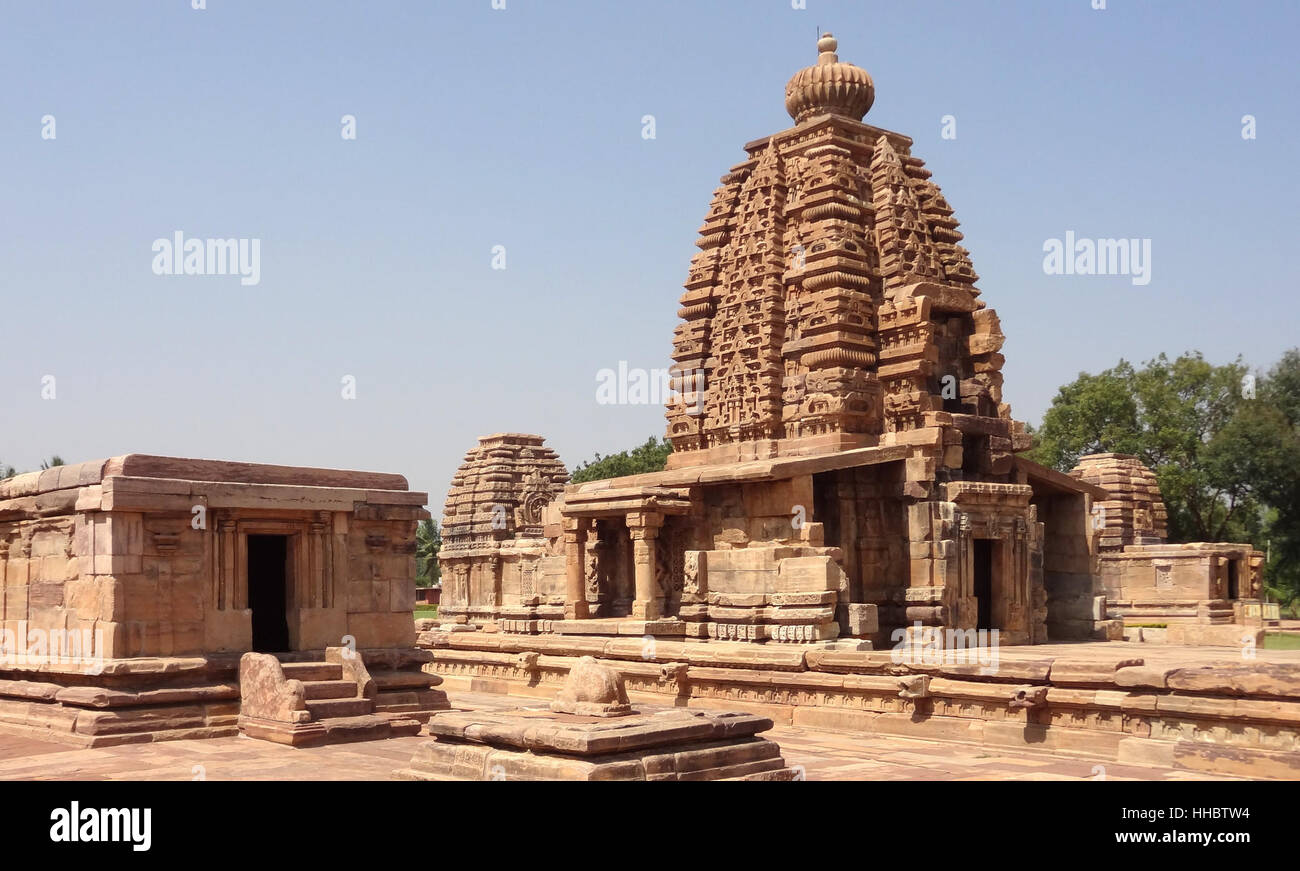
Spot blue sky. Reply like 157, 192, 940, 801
2, 0, 1297, 504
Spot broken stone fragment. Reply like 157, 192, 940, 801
549, 656, 633, 718
898, 674, 931, 700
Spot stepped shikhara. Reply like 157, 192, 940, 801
1070, 453, 1168, 549
438, 434, 570, 628
667, 33, 1017, 471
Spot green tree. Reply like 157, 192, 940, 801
40, 456, 65, 470
570, 437, 673, 484
0, 462, 15, 480
1225, 351, 1300, 604
1030, 349, 1300, 603
1028, 352, 1255, 543
415, 518, 441, 588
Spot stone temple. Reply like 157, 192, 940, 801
436, 34, 1270, 649
0, 455, 444, 746
420, 36, 1294, 780
1, 33, 1292, 780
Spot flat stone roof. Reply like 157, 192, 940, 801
568, 444, 912, 494
0, 454, 412, 502
1014, 456, 1109, 500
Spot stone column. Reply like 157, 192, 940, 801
309, 515, 327, 609
0, 539, 8, 622
488, 555, 502, 616
563, 517, 591, 620
626, 512, 664, 621
218, 519, 237, 611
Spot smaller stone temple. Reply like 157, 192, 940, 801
437, 434, 570, 632
0, 454, 443, 746
1070, 453, 1270, 645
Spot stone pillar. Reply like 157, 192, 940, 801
218, 518, 237, 611
307, 513, 329, 609
626, 512, 664, 620
487, 555, 502, 614
0, 538, 8, 623
563, 517, 591, 620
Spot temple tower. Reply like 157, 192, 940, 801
667, 33, 1018, 473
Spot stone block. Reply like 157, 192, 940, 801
776, 556, 842, 592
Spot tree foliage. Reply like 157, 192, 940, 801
1029, 350, 1300, 603
415, 518, 441, 588
570, 437, 673, 484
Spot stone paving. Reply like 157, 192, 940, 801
0, 690, 1239, 782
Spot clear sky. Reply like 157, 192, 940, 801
2, 0, 1297, 505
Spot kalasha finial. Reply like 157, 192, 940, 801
785, 31, 875, 124
817, 32, 839, 62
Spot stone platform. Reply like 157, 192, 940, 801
0, 689, 1244, 780
420, 631, 1300, 779
395, 706, 796, 781
0, 647, 444, 748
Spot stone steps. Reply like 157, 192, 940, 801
302, 679, 360, 701
238, 650, 449, 747
373, 693, 441, 714
305, 697, 374, 719
242, 712, 423, 747
281, 662, 343, 682
373, 670, 439, 691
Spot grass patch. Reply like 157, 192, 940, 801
1130, 623, 1168, 629
414, 606, 438, 619
1264, 633, 1300, 650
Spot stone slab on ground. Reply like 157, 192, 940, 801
397, 705, 796, 780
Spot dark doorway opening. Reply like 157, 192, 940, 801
973, 539, 994, 630
1227, 559, 1240, 600
812, 471, 842, 549
248, 535, 290, 653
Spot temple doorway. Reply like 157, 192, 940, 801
589, 520, 634, 617
973, 539, 995, 630
248, 534, 290, 652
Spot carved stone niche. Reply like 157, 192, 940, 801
515, 471, 554, 534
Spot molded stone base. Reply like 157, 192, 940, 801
395, 707, 797, 781
552, 618, 687, 637
420, 632, 1300, 779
